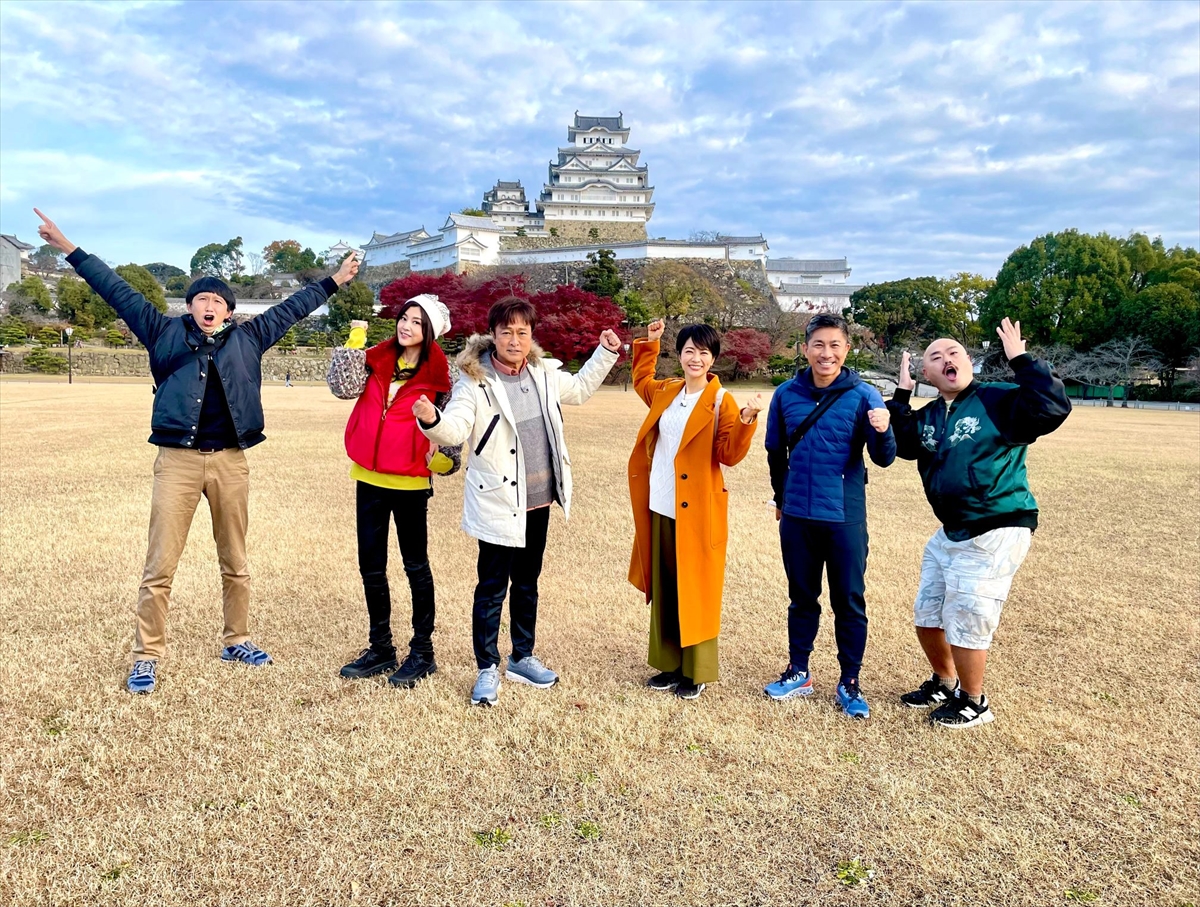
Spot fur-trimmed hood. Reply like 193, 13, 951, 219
456, 333, 548, 381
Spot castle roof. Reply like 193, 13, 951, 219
573, 112, 624, 131
1, 234, 35, 251
776, 283, 864, 296
557, 145, 640, 157
365, 227, 428, 247
767, 258, 850, 272
717, 234, 767, 245
494, 180, 523, 190
443, 213, 504, 232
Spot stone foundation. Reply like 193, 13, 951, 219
500, 221, 647, 250
0, 348, 336, 381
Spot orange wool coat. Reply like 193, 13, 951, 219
627, 339, 758, 647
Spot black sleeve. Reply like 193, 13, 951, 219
242, 277, 338, 350
68, 248, 170, 349
765, 391, 788, 507
885, 388, 923, 461
989, 354, 1072, 444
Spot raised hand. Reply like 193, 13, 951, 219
867, 407, 891, 433
412, 394, 437, 424
646, 319, 665, 342
740, 392, 765, 424
599, 329, 621, 352
898, 350, 915, 391
332, 251, 360, 286
996, 317, 1026, 360
34, 209, 76, 255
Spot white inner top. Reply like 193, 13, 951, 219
650, 387, 704, 517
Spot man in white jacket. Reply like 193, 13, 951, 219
413, 296, 621, 705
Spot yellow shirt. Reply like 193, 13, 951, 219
344, 329, 453, 490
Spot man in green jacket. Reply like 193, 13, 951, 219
886, 318, 1071, 728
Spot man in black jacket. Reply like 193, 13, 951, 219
36, 209, 360, 694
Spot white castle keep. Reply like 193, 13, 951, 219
361, 112, 857, 313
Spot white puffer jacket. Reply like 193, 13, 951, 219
420, 334, 618, 547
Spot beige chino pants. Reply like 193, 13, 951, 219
134, 447, 252, 660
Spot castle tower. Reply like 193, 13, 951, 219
536, 112, 653, 242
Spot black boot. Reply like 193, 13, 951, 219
389, 649, 438, 688
340, 647, 398, 678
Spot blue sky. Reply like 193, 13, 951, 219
1, 0, 1197, 283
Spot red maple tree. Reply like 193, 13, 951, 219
721, 327, 773, 379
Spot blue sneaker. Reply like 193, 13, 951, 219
220, 641, 273, 666
472, 665, 501, 706
126, 660, 157, 694
505, 654, 558, 688
764, 664, 813, 701
837, 681, 870, 719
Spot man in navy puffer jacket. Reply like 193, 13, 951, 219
763, 314, 896, 718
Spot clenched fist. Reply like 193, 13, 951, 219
867, 407, 891, 433
740, 392, 765, 424
412, 394, 437, 424
646, 319, 665, 342
897, 350, 915, 391
599, 329, 621, 352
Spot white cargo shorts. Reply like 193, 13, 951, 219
913, 526, 1032, 649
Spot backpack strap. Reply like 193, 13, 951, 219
785, 386, 852, 457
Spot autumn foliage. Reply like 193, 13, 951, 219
380, 272, 629, 363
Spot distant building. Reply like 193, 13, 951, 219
537, 112, 654, 229
767, 258, 863, 314
322, 239, 361, 263
1, 234, 34, 290
361, 228, 433, 267
481, 181, 541, 230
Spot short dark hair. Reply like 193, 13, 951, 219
804, 313, 850, 342
675, 323, 721, 359
488, 296, 538, 334
186, 276, 236, 311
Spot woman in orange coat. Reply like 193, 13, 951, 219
628, 319, 764, 699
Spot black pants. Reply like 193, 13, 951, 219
779, 515, 869, 682
356, 482, 435, 657
472, 506, 551, 669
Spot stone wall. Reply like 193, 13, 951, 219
1, 348, 335, 381
500, 221, 647, 250
358, 261, 411, 293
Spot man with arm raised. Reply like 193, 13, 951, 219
886, 318, 1071, 728
36, 209, 361, 694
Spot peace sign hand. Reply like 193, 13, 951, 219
33, 209, 76, 255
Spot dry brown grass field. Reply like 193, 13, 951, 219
2, 380, 1198, 907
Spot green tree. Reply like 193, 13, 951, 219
190, 237, 244, 277
165, 274, 189, 295
587, 227, 600, 240
32, 244, 64, 270
262, 239, 323, 274
115, 264, 168, 313
939, 272, 990, 346
640, 261, 715, 321
277, 327, 298, 353
11, 275, 54, 314
1118, 283, 1200, 393
25, 347, 68, 374
105, 329, 127, 347
580, 249, 624, 299
326, 281, 375, 332
980, 230, 1130, 349
366, 318, 394, 346
460, 207, 487, 217
614, 289, 651, 326
143, 262, 186, 285
0, 318, 29, 346
56, 275, 98, 327
37, 326, 60, 346
847, 277, 949, 351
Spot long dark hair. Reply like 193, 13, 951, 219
394, 301, 435, 380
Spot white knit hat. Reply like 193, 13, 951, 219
406, 294, 451, 339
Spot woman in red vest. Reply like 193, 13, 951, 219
328, 294, 459, 687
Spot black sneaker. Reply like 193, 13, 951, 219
339, 648, 397, 679
901, 674, 958, 709
388, 651, 438, 688
675, 679, 706, 700
647, 669, 683, 691
929, 689, 994, 729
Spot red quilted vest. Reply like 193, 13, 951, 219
343, 339, 452, 476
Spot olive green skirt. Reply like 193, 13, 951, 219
648, 511, 719, 684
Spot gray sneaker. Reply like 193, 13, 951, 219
471, 665, 501, 707
505, 654, 558, 688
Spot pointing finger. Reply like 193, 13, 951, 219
33, 208, 52, 225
